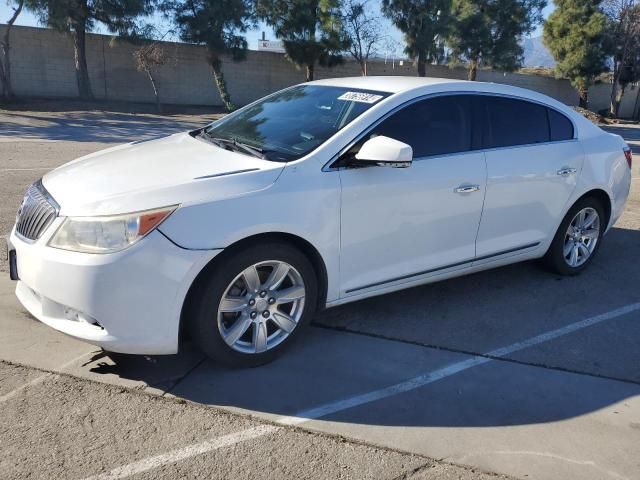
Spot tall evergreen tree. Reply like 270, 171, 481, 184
161, 0, 253, 111
448, 0, 546, 81
257, 0, 349, 81
544, 0, 610, 107
25, 0, 153, 99
382, 0, 451, 77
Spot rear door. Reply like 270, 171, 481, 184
474, 95, 583, 259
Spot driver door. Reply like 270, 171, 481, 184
337, 95, 487, 297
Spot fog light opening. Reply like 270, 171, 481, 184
64, 307, 104, 329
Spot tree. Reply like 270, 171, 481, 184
544, 0, 610, 108
257, 0, 350, 81
447, 0, 546, 81
603, 0, 640, 116
342, 0, 381, 75
133, 39, 170, 112
0, 0, 24, 100
382, 0, 452, 77
161, 0, 253, 111
25, 0, 152, 100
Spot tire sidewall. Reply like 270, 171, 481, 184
546, 197, 606, 275
189, 242, 318, 368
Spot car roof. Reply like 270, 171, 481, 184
308, 76, 465, 93
307, 76, 598, 137
308, 76, 576, 115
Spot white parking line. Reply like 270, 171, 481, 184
83, 425, 278, 480
82, 301, 640, 479
0, 372, 59, 403
280, 301, 640, 425
0, 351, 94, 403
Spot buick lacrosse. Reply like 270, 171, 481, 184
7, 77, 631, 367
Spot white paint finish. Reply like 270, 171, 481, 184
42, 133, 285, 217
339, 151, 486, 294
355, 135, 413, 164
9, 78, 632, 355
476, 141, 584, 256
10, 229, 220, 354
576, 133, 631, 230
82, 425, 279, 480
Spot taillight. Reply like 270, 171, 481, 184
623, 146, 632, 168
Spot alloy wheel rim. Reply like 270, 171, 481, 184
217, 260, 306, 354
563, 207, 600, 268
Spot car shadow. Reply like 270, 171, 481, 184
83, 226, 640, 428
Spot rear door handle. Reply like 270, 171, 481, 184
454, 184, 480, 194
557, 167, 577, 176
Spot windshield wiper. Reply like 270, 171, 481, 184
199, 131, 265, 159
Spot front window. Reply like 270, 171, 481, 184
203, 85, 389, 162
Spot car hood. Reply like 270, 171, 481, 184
42, 132, 285, 216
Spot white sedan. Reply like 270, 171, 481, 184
7, 77, 632, 367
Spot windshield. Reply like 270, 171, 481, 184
203, 85, 389, 162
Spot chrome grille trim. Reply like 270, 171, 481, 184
15, 180, 59, 241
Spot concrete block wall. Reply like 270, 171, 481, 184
0, 24, 635, 117
588, 82, 640, 118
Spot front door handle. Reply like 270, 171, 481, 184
454, 184, 480, 194
557, 167, 577, 176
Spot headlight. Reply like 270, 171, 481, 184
48, 206, 177, 254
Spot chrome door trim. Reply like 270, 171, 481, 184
344, 241, 540, 294
322, 90, 578, 172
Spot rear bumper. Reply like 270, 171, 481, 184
9, 224, 219, 354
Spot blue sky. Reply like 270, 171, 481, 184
1, 1, 554, 51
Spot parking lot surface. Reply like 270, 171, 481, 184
1, 109, 639, 480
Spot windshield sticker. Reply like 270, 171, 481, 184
337, 91, 384, 104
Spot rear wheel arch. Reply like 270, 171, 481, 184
179, 232, 328, 347
574, 189, 612, 228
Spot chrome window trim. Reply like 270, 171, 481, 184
322, 90, 578, 172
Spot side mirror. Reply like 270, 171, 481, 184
354, 135, 413, 168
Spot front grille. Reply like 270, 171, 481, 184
15, 180, 59, 241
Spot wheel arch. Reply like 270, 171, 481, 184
575, 188, 612, 227
178, 232, 329, 347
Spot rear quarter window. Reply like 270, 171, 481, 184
548, 108, 574, 141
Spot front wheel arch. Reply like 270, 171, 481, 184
178, 232, 328, 348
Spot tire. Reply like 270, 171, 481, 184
543, 196, 606, 275
188, 242, 318, 368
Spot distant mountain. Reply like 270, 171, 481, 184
522, 36, 555, 68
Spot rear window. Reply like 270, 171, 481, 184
548, 108, 574, 141
483, 96, 549, 148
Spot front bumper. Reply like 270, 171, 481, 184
9, 222, 219, 354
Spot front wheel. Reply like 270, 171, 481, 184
189, 243, 318, 368
544, 197, 606, 275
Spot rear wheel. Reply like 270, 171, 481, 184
544, 197, 606, 275
189, 243, 318, 367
